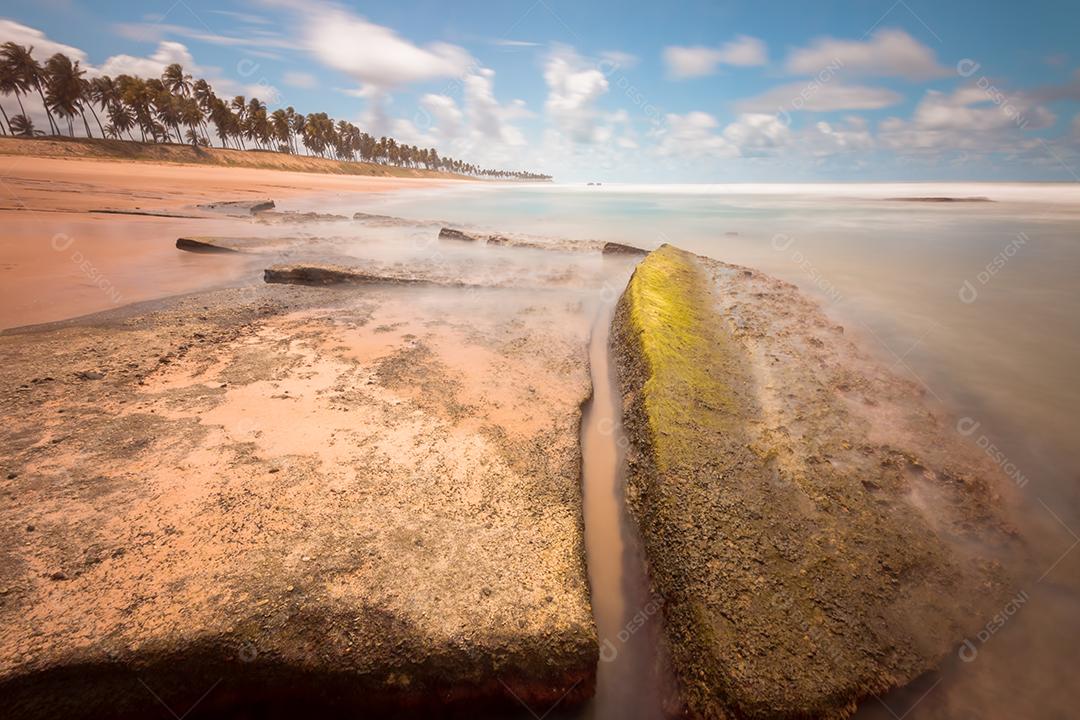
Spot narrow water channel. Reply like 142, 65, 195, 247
580, 298, 667, 720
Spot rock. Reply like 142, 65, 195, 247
197, 199, 276, 214
601, 241, 648, 256
885, 196, 991, 202
75, 371, 104, 381
438, 227, 479, 242
176, 237, 240, 254
611, 244, 1016, 719
263, 263, 442, 287
486, 235, 510, 245
255, 211, 350, 224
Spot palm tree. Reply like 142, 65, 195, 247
0, 62, 18, 134
106, 102, 135, 141
289, 111, 306, 155
191, 78, 215, 141
0, 48, 554, 178
162, 63, 192, 97
179, 96, 203, 146
9, 113, 35, 136
44, 53, 90, 137
270, 108, 290, 152
1, 42, 60, 135
87, 76, 120, 138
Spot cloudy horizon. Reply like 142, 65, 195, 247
2, 0, 1078, 182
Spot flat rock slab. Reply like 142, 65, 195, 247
601, 242, 648, 256
0, 284, 597, 718
197, 199, 276, 214
611, 244, 1017, 719
439, 227, 480, 242
255, 211, 352, 224
264, 263, 455, 287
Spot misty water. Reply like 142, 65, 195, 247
333, 182, 1080, 719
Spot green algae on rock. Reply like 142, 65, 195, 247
612, 244, 1017, 719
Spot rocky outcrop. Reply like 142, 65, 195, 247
439, 227, 480, 242
885, 196, 991, 202
601, 242, 648, 256
611, 244, 1016, 719
263, 263, 448, 286
0, 280, 598, 718
176, 237, 240, 253
197, 199, 276, 214
255, 211, 351, 224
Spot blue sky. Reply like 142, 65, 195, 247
3, 0, 1079, 182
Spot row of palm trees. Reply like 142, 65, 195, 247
0, 42, 553, 180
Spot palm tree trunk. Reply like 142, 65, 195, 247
0, 104, 10, 135
88, 105, 105, 138
33, 81, 59, 135
80, 110, 93, 138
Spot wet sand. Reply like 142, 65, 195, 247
0, 156, 457, 329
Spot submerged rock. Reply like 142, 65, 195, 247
263, 263, 438, 286
197, 198, 276, 214
439, 227, 479, 242
611, 244, 1016, 719
176, 237, 240, 253
885, 196, 991, 202
256, 210, 351, 224
601, 241, 648, 256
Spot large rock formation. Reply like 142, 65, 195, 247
0, 281, 597, 718
611, 244, 1016, 718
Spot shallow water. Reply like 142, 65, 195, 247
580, 294, 667, 720
343, 182, 1080, 719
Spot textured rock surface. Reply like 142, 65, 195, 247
0, 283, 597, 718
439, 227, 480, 242
601, 242, 648, 256
611, 244, 1017, 719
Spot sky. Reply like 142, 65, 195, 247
2, 0, 1079, 182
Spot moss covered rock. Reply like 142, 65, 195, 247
612, 244, 1015, 719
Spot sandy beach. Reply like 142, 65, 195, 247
0, 152, 459, 329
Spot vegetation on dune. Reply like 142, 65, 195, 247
0, 41, 551, 181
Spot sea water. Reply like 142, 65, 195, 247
342, 182, 1080, 719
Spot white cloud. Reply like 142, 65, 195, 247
392, 67, 529, 166
463, 68, 527, 146
601, 50, 638, 70
282, 71, 318, 88
491, 39, 541, 48
737, 82, 903, 112
721, 112, 793, 156
786, 29, 948, 81
419, 93, 464, 139
879, 87, 1056, 153
295, 3, 472, 89
656, 111, 792, 158
805, 117, 875, 156
97, 41, 197, 79
664, 36, 768, 79
544, 45, 610, 143
0, 19, 87, 62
